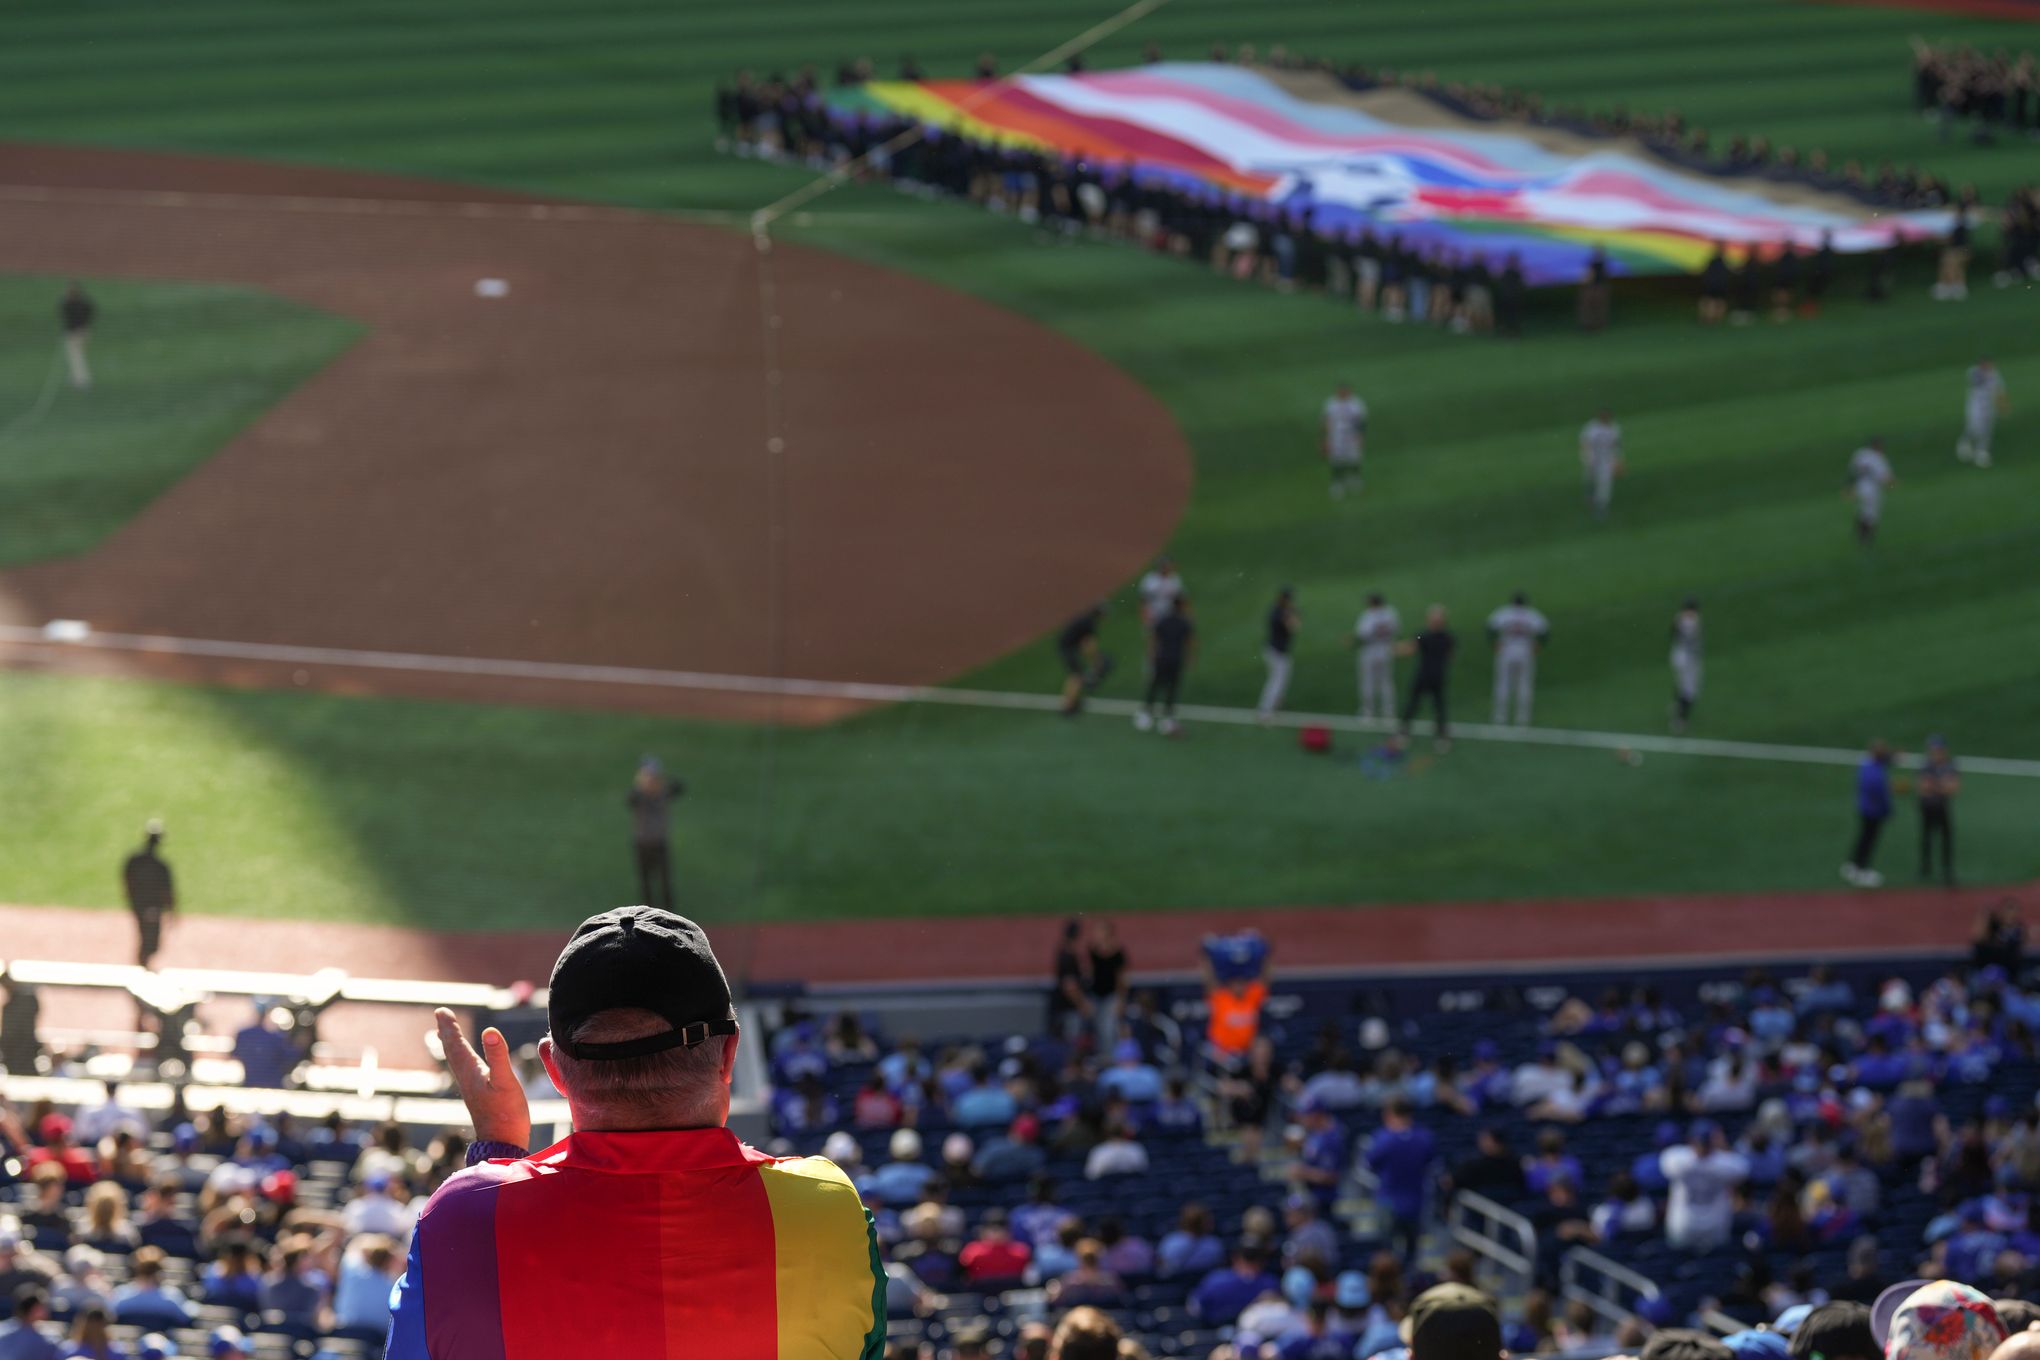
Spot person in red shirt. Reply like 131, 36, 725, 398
958, 1208, 1032, 1284
26, 1114, 97, 1185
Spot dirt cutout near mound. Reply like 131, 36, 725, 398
0, 145, 1191, 722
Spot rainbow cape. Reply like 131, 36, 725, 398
386, 1128, 885, 1359
832, 63, 1950, 283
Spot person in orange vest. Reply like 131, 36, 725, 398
1201, 946, 1271, 1073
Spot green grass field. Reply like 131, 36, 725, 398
0, 278, 359, 566
1, 0, 2037, 930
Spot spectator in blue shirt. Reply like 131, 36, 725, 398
231, 1008, 297, 1090
1158, 1204, 1226, 1279
1523, 1128, 1585, 1195
1292, 1100, 1350, 1211
0, 1287, 58, 1360
110, 1250, 194, 1330
1189, 1245, 1278, 1324
972, 1115, 1046, 1184
1365, 1096, 1437, 1264
1281, 1193, 1339, 1270
1843, 740, 1896, 887
1097, 1041, 1163, 1105
862, 1129, 937, 1207
1152, 1078, 1204, 1135
952, 1064, 1018, 1130
1008, 1176, 1067, 1251
1630, 1122, 1678, 1194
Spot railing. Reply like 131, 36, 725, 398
1447, 1189, 1538, 1293
1561, 1246, 1662, 1330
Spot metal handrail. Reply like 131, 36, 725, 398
1448, 1189, 1538, 1291
1561, 1246, 1662, 1329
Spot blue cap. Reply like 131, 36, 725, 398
1774, 1303, 1814, 1335
1283, 1265, 1317, 1308
173, 1123, 198, 1152
208, 1326, 247, 1357
139, 1337, 176, 1360
1723, 1331, 1790, 1360
1689, 1118, 1719, 1143
1653, 1120, 1681, 1148
245, 1125, 278, 1149
1335, 1270, 1371, 1309
1112, 1038, 1142, 1062
1472, 1039, 1499, 1061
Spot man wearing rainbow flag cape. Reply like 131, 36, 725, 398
387, 908, 885, 1359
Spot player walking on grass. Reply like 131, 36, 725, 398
1256, 587, 1298, 723
1486, 591, 1550, 727
1957, 358, 2008, 467
1918, 735, 1960, 885
1397, 605, 1455, 751
1847, 439, 1895, 546
1057, 602, 1107, 716
1137, 557, 1182, 679
1579, 408, 1624, 520
1843, 739, 1898, 887
627, 758, 686, 911
1668, 597, 1703, 734
1136, 596, 1194, 736
59, 282, 95, 391
1323, 382, 1366, 500
122, 820, 175, 971
1353, 592, 1401, 723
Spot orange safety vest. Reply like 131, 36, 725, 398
1207, 981, 1267, 1054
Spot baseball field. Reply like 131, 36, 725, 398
1, 0, 2037, 935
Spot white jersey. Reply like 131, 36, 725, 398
1670, 610, 1702, 668
1967, 365, 2005, 422
1850, 447, 1892, 503
1138, 570, 1183, 626
1354, 604, 1401, 655
1324, 395, 1367, 458
1487, 603, 1550, 661
1580, 418, 1622, 470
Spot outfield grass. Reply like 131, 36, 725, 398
0, 0, 2036, 929
0, 277, 359, 567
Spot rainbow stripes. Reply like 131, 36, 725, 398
832, 64, 1952, 282
388, 1129, 883, 1359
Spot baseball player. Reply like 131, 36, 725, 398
1669, 597, 1703, 734
1956, 357, 2009, 467
1846, 439, 1895, 546
1579, 408, 1624, 520
1256, 587, 1299, 722
1486, 590, 1550, 726
1057, 602, 1108, 716
1322, 382, 1367, 499
59, 282, 95, 391
1136, 595, 1195, 736
1352, 592, 1401, 722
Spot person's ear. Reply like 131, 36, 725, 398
722, 1030, 742, 1084
538, 1035, 563, 1090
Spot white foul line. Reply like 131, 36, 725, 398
4, 623, 2038, 779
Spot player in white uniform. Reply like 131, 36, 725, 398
1486, 590, 1550, 726
1322, 383, 1367, 499
1956, 358, 2008, 467
1847, 440, 1895, 546
1669, 597, 1703, 734
1579, 408, 1624, 520
1352, 592, 1401, 722
1136, 557, 1183, 677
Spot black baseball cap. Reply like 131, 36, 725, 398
1408, 1284, 1502, 1360
547, 907, 737, 1060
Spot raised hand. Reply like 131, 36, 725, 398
433, 1007, 532, 1150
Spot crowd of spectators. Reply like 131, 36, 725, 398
767, 905, 2040, 1359
1912, 42, 2040, 143
0, 1090, 466, 1359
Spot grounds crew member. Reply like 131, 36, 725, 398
122, 821, 175, 970
389, 907, 884, 1358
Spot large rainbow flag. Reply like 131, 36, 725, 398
832, 64, 1951, 284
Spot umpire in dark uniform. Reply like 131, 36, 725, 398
1398, 604, 1457, 752
122, 820, 176, 969
628, 758, 686, 910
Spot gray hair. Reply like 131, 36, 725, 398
548, 1007, 732, 1130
